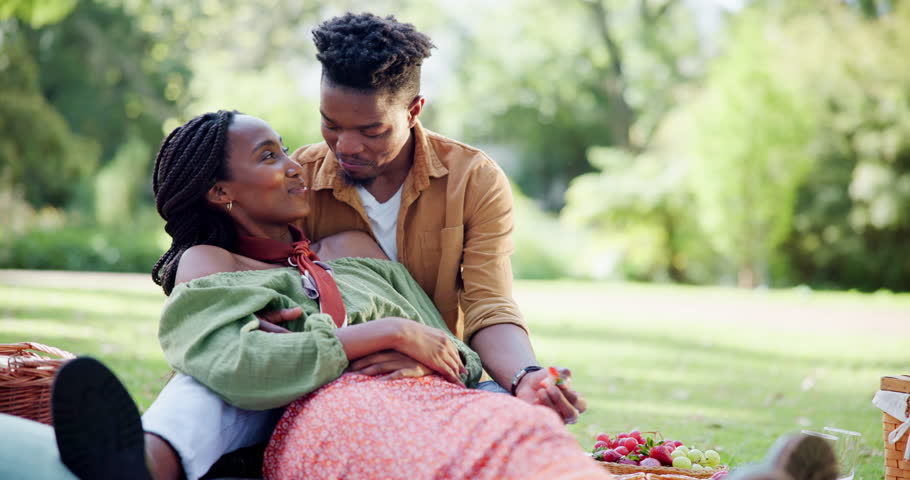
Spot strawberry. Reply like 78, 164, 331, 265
596, 433, 612, 445
547, 366, 565, 385
600, 449, 622, 463
614, 446, 630, 456
593, 440, 610, 451
620, 437, 639, 452
649, 445, 674, 466
630, 430, 643, 443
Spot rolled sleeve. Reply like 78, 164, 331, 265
460, 161, 528, 341
159, 274, 349, 410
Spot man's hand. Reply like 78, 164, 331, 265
348, 350, 433, 380
514, 367, 587, 424
255, 307, 302, 334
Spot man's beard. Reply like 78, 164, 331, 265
337, 169, 376, 188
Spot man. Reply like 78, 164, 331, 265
286, 12, 586, 416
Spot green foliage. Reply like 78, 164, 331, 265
0, 23, 99, 206
443, 0, 702, 209
1, 0, 909, 290
0, 0, 77, 27
0, 225, 163, 272
564, 145, 700, 283
775, 2, 910, 291
94, 136, 152, 227
687, 11, 816, 286
0, 213, 166, 273
23, 0, 187, 164
511, 186, 573, 280
0, 0, 185, 208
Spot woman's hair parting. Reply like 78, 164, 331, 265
312, 12, 434, 102
151, 109, 236, 295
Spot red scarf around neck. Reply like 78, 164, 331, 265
235, 225, 347, 328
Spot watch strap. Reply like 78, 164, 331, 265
510, 365, 543, 396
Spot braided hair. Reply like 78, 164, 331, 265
151, 110, 237, 295
312, 12, 434, 102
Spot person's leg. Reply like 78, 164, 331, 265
0, 413, 78, 480
52, 357, 152, 480
52, 357, 284, 480
141, 372, 284, 480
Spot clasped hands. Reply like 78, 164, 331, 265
256, 307, 586, 424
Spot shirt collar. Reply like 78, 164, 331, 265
311, 120, 448, 193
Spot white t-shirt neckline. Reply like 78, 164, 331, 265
356, 185, 404, 262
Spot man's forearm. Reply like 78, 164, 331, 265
468, 323, 538, 390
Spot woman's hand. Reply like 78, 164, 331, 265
255, 307, 302, 333
515, 367, 587, 424
348, 350, 433, 380
384, 317, 466, 386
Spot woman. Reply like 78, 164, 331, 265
146, 109, 608, 480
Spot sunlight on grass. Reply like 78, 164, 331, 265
0, 271, 906, 478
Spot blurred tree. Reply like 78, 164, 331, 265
565, 146, 692, 282
0, 20, 98, 207
0, 0, 77, 27
24, 0, 187, 168
94, 135, 150, 227
0, 0, 186, 208
776, 1, 910, 291
446, 0, 703, 209
686, 12, 815, 287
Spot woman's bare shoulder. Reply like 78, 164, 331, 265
175, 245, 240, 285
314, 231, 388, 261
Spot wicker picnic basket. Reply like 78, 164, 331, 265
0, 342, 76, 425
598, 461, 724, 478
882, 375, 910, 480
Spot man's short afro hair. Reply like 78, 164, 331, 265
312, 12, 434, 98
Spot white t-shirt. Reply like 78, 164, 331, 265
356, 185, 403, 262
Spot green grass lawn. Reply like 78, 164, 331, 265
2, 270, 908, 479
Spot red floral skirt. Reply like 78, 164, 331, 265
263, 373, 610, 480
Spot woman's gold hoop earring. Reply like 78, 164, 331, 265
227, 201, 233, 212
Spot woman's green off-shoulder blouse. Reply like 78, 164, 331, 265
159, 257, 482, 410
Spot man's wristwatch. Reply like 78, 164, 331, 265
510, 365, 543, 396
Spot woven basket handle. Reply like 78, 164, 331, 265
0, 342, 76, 369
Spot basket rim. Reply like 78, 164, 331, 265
596, 458, 727, 478
0, 342, 76, 360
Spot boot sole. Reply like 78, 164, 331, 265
51, 357, 152, 480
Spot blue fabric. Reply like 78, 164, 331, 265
475, 380, 509, 394
0, 413, 77, 479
